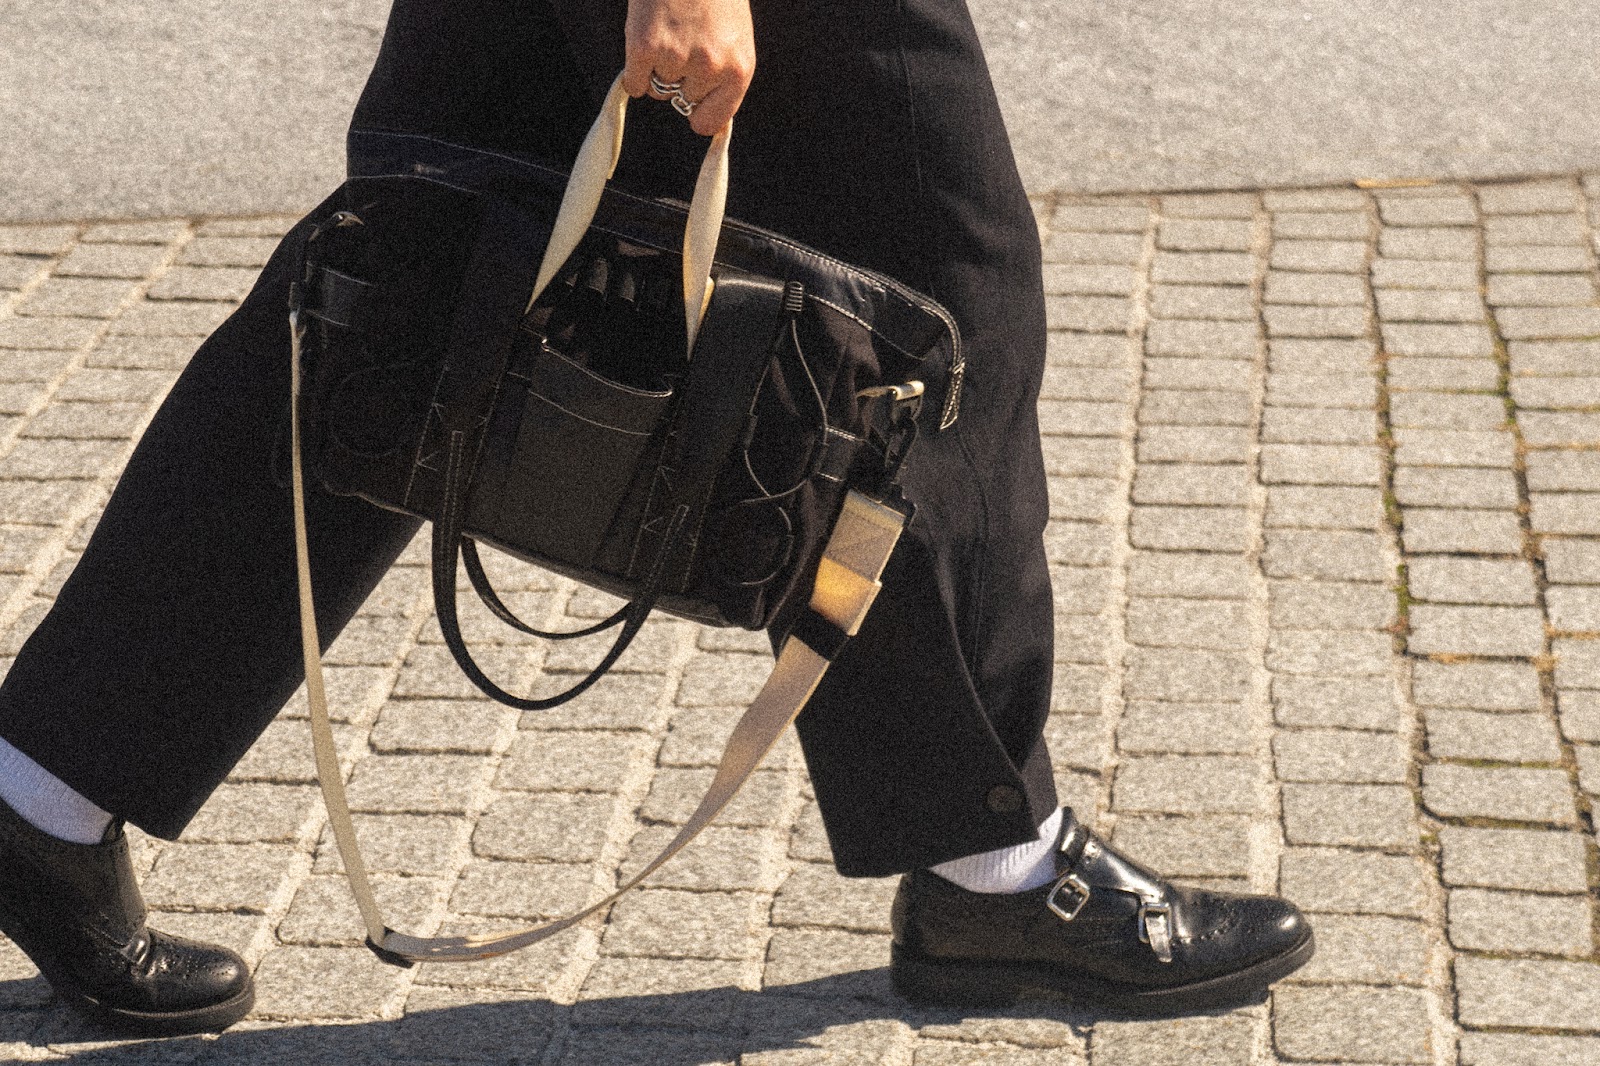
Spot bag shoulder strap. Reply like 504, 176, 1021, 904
291, 315, 906, 960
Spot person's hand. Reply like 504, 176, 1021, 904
623, 0, 755, 136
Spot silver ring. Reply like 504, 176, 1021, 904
648, 74, 696, 118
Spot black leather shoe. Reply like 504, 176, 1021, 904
0, 797, 254, 1035
891, 809, 1314, 1014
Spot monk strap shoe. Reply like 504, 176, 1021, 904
0, 797, 254, 1036
891, 809, 1314, 1014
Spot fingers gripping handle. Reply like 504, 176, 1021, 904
527, 73, 730, 355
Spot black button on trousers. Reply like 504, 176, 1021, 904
0, 0, 1058, 877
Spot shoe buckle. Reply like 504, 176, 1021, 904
1046, 872, 1092, 922
1138, 899, 1174, 964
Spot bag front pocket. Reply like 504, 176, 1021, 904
475, 337, 673, 571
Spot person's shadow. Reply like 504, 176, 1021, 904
0, 967, 1239, 1063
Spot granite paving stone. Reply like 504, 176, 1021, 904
1381, 322, 1496, 358
1281, 783, 1418, 848
1412, 660, 1543, 711
1139, 388, 1254, 426
1264, 372, 1378, 408
1273, 730, 1411, 784
1520, 411, 1600, 447
1447, 888, 1594, 956
1042, 263, 1137, 295
1273, 211, 1372, 240
1137, 424, 1255, 463
1108, 814, 1253, 877
1040, 365, 1134, 400
1386, 355, 1501, 391
762, 929, 894, 1001
1265, 485, 1385, 529
771, 861, 896, 934
1112, 755, 1266, 814
1409, 604, 1545, 657
1045, 231, 1143, 264
1050, 204, 1152, 233
1483, 213, 1587, 245
1379, 196, 1477, 227
1378, 226, 1478, 260
1158, 217, 1255, 251
1144, 318, 1260, 359
1040, 435, 1125, 477
1129, 505, 1252, 552
277, 874, 440, 946
1124, 648, 1253, 703
1394, 428, 1517, 469
1260, 408, 1378, 445
1263, 529, 1391, 582
1162, 192, 1259, 218
1132, 463, 1251, 506
1526, 451, 1600, 492
1269, 580, 1395, 629
1285, 914, 1430, 985
1048, 330, 1137, 367
1272, 985, 1432, 1064
1150, 250, 1256, 285
1400, 510, 1525, 555
472, 792, 616, 862
1279, 848, 1428, 917
1509, 375, 1600, 408
1113, 701, 1260, 752
1423, 764, 1577, 823
1370, 257, 1481, 289
1531, 493, 1600, 535
1264, 304, 1371, 338
1456, 958, 1600, 1032
1264, 188, 1369, 212
448, 859, 596, 920
313, 814, 467, 876
1558, 690, 1600, 741
1259, 443, 1382, 485
1458, 1033, 1600, 1066
1426, 710, 1563, 763
1142, 355, 1253, 390
1486, 244, 1594, 272
1374, 288, 1486, 323
1265, 270, 1367, 305
1389, 392, 1506, 429
1268, 630, 1393, 677
1479, 181, 1584, 214
1089, 1015, 1254, 1066
602, 889, 765, 960
1391, 467, 1520, 508
1544, 538, 1600, 584
1439, 826, 1591, 891
1269, 337, 1379, 373
1487, 273, 1596, 306
1270, 239, 1368, 273
639, 767, 790, 827
343, 754, 487, 814
1126, 551, 1254, 599
1510, 339, 1600, 377
1149, 282, 1255, 319
1126, 598, 1253, 649
1408, 556, 1538, 605
1498, 306, 1600, 340
1548, 586, 1600, 631
1045, 294, 1131, 331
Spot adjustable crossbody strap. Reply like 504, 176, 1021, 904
290, 335, 906, 960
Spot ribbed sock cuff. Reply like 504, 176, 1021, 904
929, 807, 1063, 894
0, 737, 113, 845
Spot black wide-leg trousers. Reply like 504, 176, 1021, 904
0, 0, 1056, 877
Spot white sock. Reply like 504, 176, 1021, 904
0, 737, 113, 845
930, 807, 1063, 894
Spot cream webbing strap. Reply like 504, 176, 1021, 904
292, 320, 904, 960
529, 73, 728, 355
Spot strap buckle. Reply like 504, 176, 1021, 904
1045, 871, 1092, 922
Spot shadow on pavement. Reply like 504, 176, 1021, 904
0, 969, 1147, 1063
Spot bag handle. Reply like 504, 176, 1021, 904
528, 73, 729, 356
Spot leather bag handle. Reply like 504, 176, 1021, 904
529, 73, 728, 356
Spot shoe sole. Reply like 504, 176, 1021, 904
891, 930, 1316, 1016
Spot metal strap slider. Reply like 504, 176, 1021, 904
1138, 899, 1174, 963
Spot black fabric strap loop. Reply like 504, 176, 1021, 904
460, 538, 628, 640
787, 609, 851, 662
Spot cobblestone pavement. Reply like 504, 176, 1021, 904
2, 175, 1600, 1063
